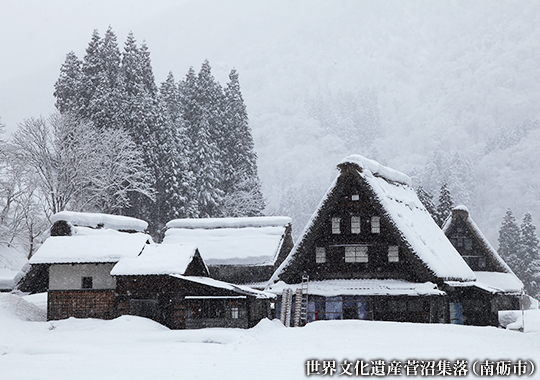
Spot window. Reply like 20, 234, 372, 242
332, 217, 341, 234
81, 277, 93, 289
315, 247, 326, 263
351, 194, 360, 201
231, 306, 239, 319
465, 238, 472, 250
345, 246, 368, 263
351, 216, 361, 234
478, 257, 486, 268
388, 246, 399, 262
371, 216, 380, 233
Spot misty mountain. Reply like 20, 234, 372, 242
3, 0, 540, 244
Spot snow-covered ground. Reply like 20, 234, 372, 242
1, 293, 539, 379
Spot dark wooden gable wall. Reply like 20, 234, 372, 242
278, 164, 440, 284
445, 212, 506, 272
184, 249, 210, 277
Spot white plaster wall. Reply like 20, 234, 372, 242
49, 263, 116, 290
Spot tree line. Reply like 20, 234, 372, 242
0, 26, 264, 255
498, 209, 540, 297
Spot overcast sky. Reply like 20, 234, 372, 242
0, 0, 227, 132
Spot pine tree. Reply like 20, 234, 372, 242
222, 68, 265, 216
79, 27, 123, 129
192, 110, 223, 218
416, 186, 437, 222
498, 209, 522, 276
53, 52, 83, 115
518, 213, 540, 296
436, 182, 453, 227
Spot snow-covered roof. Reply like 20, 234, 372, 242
337, 154, 412, 186
111, 243, 203, 276
29, 231, 150, 264
166, 216, 291, 229
474, 271, 523, 294
170, 274, 274, 299
446, 271, 523, 294
442, 205, 517, 275
51, 211, 148, 232
272, 155, 475, 283
163, 217, 291, 266
266, 279, 445, 297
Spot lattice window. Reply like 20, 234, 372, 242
371, 216, 381, 233
316, 247, 326, 263
345, 246, 368, 263
388, 246, 399, 262
351, 216, 361, 234
332, 217, 341, 234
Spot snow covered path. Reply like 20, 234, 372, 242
1, 293, 539, 379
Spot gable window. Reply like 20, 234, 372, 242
345, 246, 368, 263
371, 216, 381, 233
351, 194, 360, 201
478, 257, 486, 269
388, 246, 399, 262
351, 216, 361, 234
81, 277, 93, 289
316, 247, 326, 263
332, 217, 341, 234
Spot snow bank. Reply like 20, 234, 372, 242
500, 309, 540, 332
30, 232, 149, 264
111, 243, 200, 276
51, 211, 148, 232
164, 225, 287, 265
22, 292, 47, 311
166, 216, 291, 229
0, 245, 27, 290
0, 293, 46, 322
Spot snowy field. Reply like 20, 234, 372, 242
1, 293, 539, 379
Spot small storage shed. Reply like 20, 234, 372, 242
28, 211, 151, 320
112, 242, 272, 329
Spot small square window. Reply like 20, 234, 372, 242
332, 217, 341, 234
371, 216, 381, 233
81, 277, 93, 289
345, 246, 368, 263
316, 247, 326, 263
351, 216, 361, 234
388, 246, 399, 262
351, 194, 360, 201
478, 257, 486, 268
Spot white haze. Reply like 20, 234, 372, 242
1, 0, 539, 245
